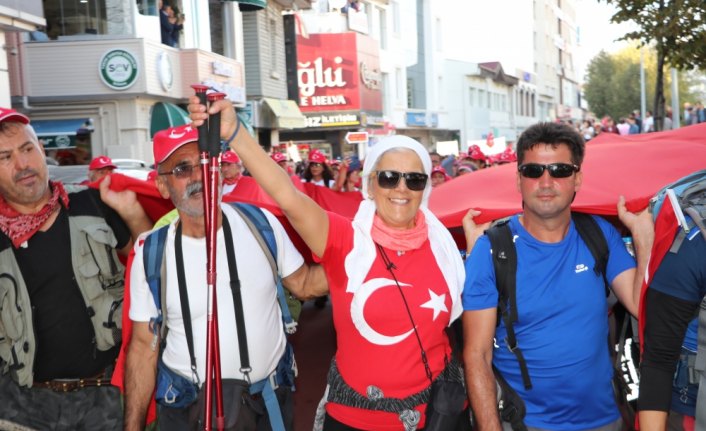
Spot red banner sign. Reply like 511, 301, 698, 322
296, 33, 382, 114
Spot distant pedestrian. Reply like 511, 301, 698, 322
220, 149, 242, 195
88, 155, 117, 183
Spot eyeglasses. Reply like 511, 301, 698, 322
518, 163, 579, 179
375, 170, 428, 191
309, 162, 323, 168
158, 163, 199, 179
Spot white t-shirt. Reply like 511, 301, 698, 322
129, 204, 304, 384
222, 183, 236, 195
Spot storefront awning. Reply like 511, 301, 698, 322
262, 98, 306, 129
230, 0, 266, 11
31, 118, 92, 149
150, 102, 190, 138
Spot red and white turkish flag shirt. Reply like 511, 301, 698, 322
317, 212, 453, 430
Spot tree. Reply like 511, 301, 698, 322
599, 0, 706, 130
583, 51, 615, 118
583, 45, 696, 122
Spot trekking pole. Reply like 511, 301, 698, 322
191, 85, 225, 431
204, 91, 226, 431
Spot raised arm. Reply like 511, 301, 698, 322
123, 321, 159, 431
188, 97, 329, 257
612, 196, 655, 316
98, 175, 152, 255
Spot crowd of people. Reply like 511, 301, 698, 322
0, 101, 703, 431
564, 102, 706, 142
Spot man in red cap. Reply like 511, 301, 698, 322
124, 124, 327, 430
88, 155, 118, 183
220, 149, 242, 195
466, 145, 487, 171
0, 107, 151, 430
271, 151, 289, 171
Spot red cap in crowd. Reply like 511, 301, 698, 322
308, 150, 327, 164
89, 155, 117, 171
0, 107, 29, 125
431, 166, 451, 181
497, 147, 517, 164
153, 125, 198, 164
468, 145, 487, 162
221, 150, 240, 164
271, 152, 287, 163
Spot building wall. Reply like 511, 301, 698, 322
0, 32, 9, 107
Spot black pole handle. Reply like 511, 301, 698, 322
207, 93, 226, 156
191, 85, 210, 153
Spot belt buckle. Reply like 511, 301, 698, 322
268, 370, 279, 390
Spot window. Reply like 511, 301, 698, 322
137, 0, 158, 16
478, 90, 486, 108
379, 6, 388, 49
469, 88, 476, 106
407, 78, 414, 108
391, 1, 400, 35
44, 0, 127, 39
436, 17, 442, 51
396, 68, 404, 103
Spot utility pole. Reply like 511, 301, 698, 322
671, 68, 680, 128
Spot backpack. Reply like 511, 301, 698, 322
143, 202, 299, 343
485, 212, 635, 430
649, 169, 706, 252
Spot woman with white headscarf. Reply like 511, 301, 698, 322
189, 99, 472, 431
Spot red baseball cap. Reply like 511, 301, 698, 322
0, 107, 29, 125
308, 150, 327, 164
271, 152, 287, 163
468, 145, 487, 162
153, 125, 198, 164
221, 150, 240, 164
89, 155, 117, 170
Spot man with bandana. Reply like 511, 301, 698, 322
0, 108, 152, 429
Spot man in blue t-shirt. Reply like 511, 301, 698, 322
639, 226, 706, 431
462, 122, 654, 431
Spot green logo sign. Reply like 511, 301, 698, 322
99, 49, 139, 90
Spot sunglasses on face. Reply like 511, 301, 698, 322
375, 170, 428, 191
309, 162, 323, 168
518, 163, 579, 179
158, 163, 199, 179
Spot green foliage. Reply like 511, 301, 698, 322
598, 0, 706, 128
601, 0, 706, 70
583, 45, 697, 120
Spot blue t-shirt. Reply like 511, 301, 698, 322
463, 215, 635, 430
649, 227, 706, 352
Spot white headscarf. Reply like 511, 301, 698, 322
344, 135, 464, 323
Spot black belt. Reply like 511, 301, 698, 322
32, 371, 109, 392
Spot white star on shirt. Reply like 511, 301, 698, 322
420, 289, 448, 321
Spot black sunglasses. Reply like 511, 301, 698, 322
158, 163, 199, 179
375, 170, 428, 191
518, 163, 579, 179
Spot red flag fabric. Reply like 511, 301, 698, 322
429, 123, 706, 227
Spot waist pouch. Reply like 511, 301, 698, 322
493, 365, 527, 431
424, 358, 468, 431
156, 358, 199, 409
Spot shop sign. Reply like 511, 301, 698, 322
345, 131, 369, 144
406, 112, 427, 127
305, 113, 360, 128
296, 33, 382, 114
99, 49, 139, 91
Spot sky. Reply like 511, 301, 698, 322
574, 0, 635, 82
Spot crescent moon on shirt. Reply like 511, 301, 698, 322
350, 277, 415, 345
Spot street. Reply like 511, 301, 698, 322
289, 300, 336, 431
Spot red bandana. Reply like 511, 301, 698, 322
223, 174, 241, 186
0, 181, 70, 248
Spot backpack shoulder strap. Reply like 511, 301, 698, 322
143, 225, 170, 341
486, 219, 532, 390
571, 212, 610, 291
230, 202, 297, 334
